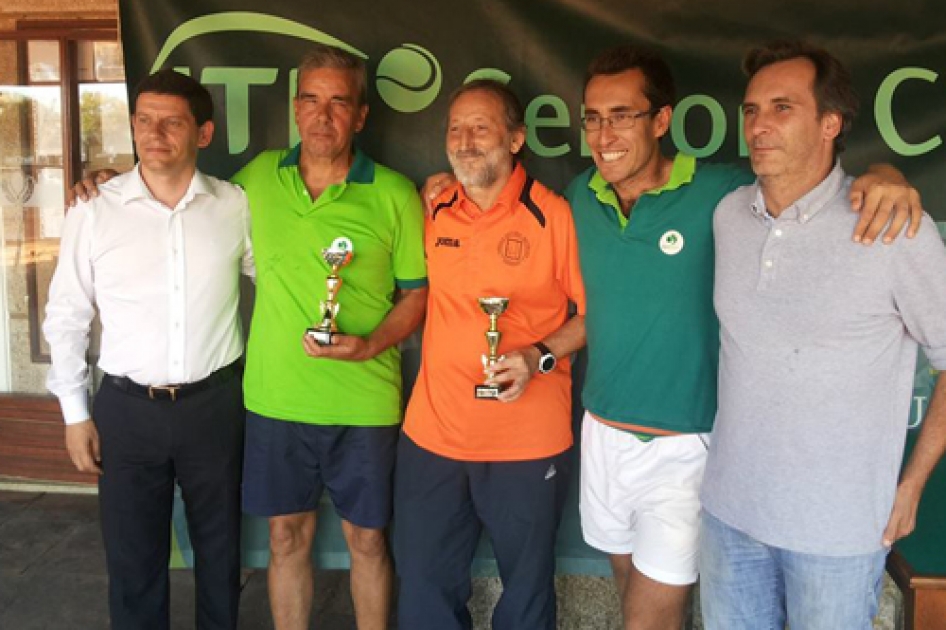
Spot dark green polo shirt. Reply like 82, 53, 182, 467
566, 154, 752, 434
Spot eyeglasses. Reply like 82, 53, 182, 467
581, 108, 659, 132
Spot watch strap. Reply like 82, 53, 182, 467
532, 341, 556, 374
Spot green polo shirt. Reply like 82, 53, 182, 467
566, 154, 752, 434
233, 146, 427, 425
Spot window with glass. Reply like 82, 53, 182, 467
0, 25, 133, 401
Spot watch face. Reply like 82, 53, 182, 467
539, 354, 556, 374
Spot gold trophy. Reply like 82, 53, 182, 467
475, 296, 510, 400
307, 237, 354, 345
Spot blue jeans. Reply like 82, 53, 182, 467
699, 511, 887, 630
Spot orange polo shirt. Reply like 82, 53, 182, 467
403, 164, 586, 461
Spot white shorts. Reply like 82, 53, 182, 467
579, 411, 708, 586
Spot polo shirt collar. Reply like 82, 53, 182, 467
750, 160, 844, 225
455, 161, 527, 216
589, 153, 697, 228
278, 144, 376, 184
121, 163, 214, 208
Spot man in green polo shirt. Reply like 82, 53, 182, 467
235, 45, 427, 630
566, 44, 922, 630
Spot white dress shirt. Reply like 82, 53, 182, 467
43, 165, 254, 424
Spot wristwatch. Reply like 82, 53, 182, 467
532, 341, 557, 374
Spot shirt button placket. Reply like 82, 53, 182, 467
758, 223, 782, 291
168, 213, 186, 382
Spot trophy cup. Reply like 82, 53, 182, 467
475, 296, 510, 400
306, 237, 354, 345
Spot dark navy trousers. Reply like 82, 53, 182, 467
394, 434, 571, 630
94, 375, 244, 630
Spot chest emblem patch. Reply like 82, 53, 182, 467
659, 230, 685, 256
498, 231, 531, 265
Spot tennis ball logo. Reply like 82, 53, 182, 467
376, 44, 442, 113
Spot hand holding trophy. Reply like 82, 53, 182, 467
475, 296, 510, 400
306, 237, 354, 345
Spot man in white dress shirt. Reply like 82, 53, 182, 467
43, 69, 253, 630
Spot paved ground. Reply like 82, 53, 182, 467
0, 490, 362, 629
0, 489, 904, 630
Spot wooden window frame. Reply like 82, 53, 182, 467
0, 20, 120, 483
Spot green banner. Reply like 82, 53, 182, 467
130, 1, 946, 573
118, 1, 946, 218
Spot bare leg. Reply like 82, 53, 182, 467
341, 519, 393, 630
268, 512, 317, 630
610, 553, 633, 620
611, 553, 691, 630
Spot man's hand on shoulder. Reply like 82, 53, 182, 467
65, 169, 121, 208
301, 333, 375, 362
849, 164, 924, 245
421, 172, 456, 215
65, 419, 102, 475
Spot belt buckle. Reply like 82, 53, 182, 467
148, 385, 180, 401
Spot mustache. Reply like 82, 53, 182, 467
451, 149, 486, 159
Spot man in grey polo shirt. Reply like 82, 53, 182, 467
700, 39, 946, 630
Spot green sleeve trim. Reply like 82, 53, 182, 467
395, 277, 428, 289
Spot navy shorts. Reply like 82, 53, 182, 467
242, 411, 399, 529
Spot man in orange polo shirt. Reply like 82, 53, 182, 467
392, 79, 587, 630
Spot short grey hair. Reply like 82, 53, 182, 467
296, 44, 368, 105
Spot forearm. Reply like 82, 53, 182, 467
541, 314, 586, 357
865, 163, 907, 184
900, 373, 946, 495
365, 286, 428, 358
519, 313, 586, 370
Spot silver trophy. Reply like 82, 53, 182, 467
306, 237, 354, 345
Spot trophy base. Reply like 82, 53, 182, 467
306, 328, 334, 346
474, 384, 501, 400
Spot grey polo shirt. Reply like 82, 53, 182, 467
702, 162, 946, 556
